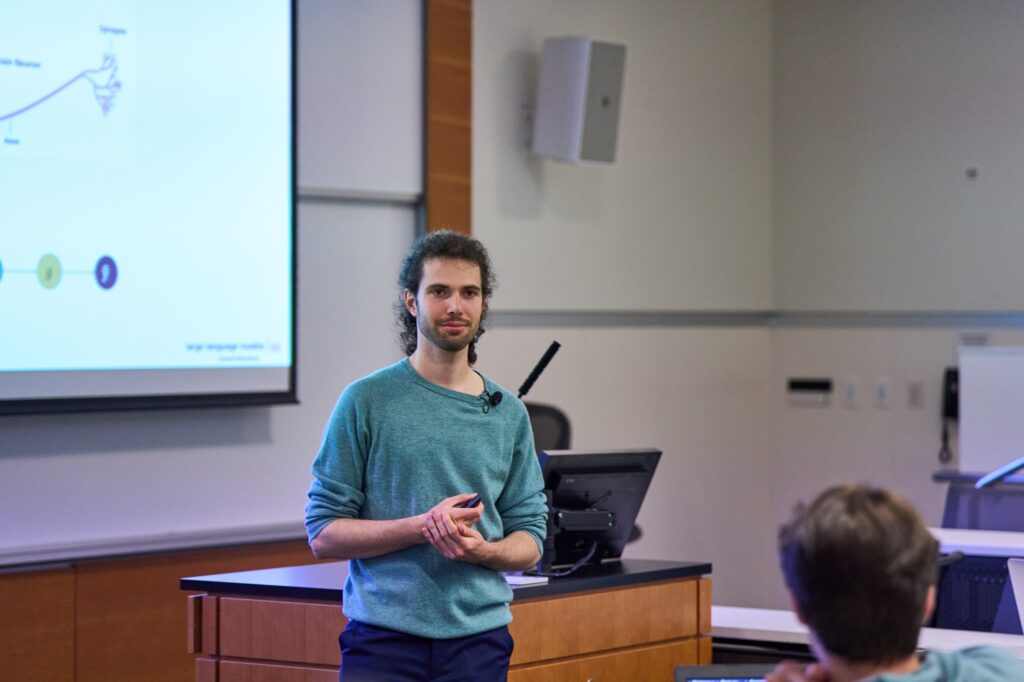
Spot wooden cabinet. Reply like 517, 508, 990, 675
192, 595, 344, 666
185, 561, 712, 681
509, 640, 698, 682
213, 660, 337, 682
507, 577, 711, 680
0, 539, 315, 682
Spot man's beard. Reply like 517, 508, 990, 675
417, 314, 479, 353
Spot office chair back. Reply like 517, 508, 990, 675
933, 555, 1010, 632
932, 474, 1024, 633
525, 402, 571, 454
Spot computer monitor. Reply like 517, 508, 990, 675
537, 448, 660, 571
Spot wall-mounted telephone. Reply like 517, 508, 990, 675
942, 367, 959, 420
939, 366, 958, 464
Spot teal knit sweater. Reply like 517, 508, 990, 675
871, 647, 1024, 681
305, 358, 548, 639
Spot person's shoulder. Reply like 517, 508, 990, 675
918, 646, 1024, 681
339, 359, 413, 403
353, 358, 412, 389
956, 643, 1024, 658
955, 645, 1024, 669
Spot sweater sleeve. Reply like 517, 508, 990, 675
304, 387, 369, 542
494, 406, 548, 554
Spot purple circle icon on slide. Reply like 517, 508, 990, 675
95, 255, 118, 289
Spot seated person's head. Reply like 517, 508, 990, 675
778, 484, 938, 666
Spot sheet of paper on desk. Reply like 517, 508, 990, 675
503, 572, 548, 587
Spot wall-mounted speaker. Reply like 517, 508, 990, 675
532, 36, 626, 164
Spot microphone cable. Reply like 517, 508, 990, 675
527, 540, 599, 578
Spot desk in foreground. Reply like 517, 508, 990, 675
712, 606, 1024, 660
930, 527, 1024, 558
182, 558, 712, 681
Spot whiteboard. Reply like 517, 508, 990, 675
0, 0, 423, 566
959, 346, 1024, 474
297, 0, 422, 196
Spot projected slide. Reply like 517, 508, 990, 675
1, 6, 131, 161
2, 49, 124, 144
0, 1, 294, 406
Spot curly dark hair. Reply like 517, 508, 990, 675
778, 484, 938, 665
396, 230, 496, 365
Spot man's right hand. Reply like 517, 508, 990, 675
424, 493, 484, 529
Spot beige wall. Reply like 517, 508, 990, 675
773, 0, 1024, 311
474, 0, 780, 606
474, 0, 1024, 609
474, 0, 774, 312
484, 325, 776, 606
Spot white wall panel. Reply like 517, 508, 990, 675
482, 324, 776, 608
473, 0, 773, 312
774, 0, 1024, 311
298, 0, 422, 196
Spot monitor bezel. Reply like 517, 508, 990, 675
538, 447, 661, 567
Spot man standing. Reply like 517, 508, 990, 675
768, 484, 1024, 682
305, 230, 547, 681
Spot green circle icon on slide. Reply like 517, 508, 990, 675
38, 253, 62, 289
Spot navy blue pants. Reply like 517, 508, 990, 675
339, 620, 514, 682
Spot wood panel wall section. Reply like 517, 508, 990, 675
425, 0, 473, 235
0, 567, 76, 682
0, 540, 314, 682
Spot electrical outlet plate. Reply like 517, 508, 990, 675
958, 331, 990, 348
874, 377, 891, 409
840, 377, 859, 408
907, 380, 924, 409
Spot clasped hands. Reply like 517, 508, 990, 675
421, 493, 489, 563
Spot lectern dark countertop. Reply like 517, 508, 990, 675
181, 557, 711, 601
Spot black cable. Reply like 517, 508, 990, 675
938, 419, 952, 464
528, 540, 599, 578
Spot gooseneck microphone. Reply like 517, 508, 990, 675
481, 338, 561, 413
517, 341, 561, 399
